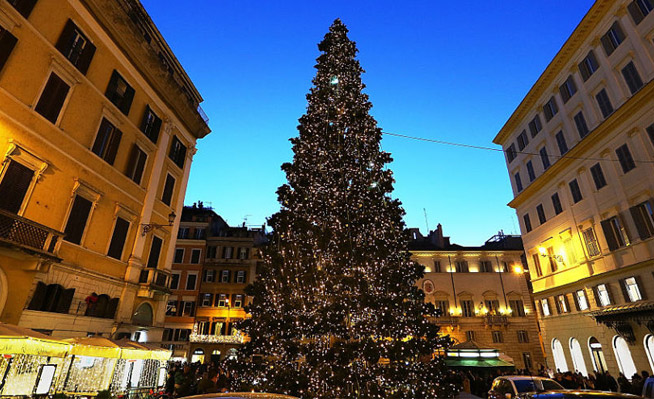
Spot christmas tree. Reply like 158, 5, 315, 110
232, 19, 456, 399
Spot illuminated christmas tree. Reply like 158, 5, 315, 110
233, 19, 455, 399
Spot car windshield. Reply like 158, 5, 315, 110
514, 379, 564, 393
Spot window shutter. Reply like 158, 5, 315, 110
554, 296, 561, 314
189, 301, 195, 317
55, 288, 75, 313
107, 217, 129, 260
592, 286, 602, 307
231, 293, 237, 305
105, 70, 119, 100
152, 114, 162, 142
606, 283, 615, 305
226, 270, 232, 282
202, 269, 208, 282
120, 85, 135, 115
55, 20, 76, 54
630, 206, 651, 240
147, 236, 163, 268
243, 271, 248, 283
619, 279, 630, 302
27, 282, 47, 310
572, 292, 581, 311
43, 284, 62, 312
620, 213, 632, 242
105, 128, 122, 165
140, 105, 151, 132
600, 219, 619, 251
563, 294, 571, 313
176, 300, 183, 316
105, 298, 119, 318
63, 195, 92, 244
635, 275, 647, 300
10, 0, 38, 18
627, 2, 645, 24
76, 41, 96, 75
124, 144, 138, 180
35, 74, 70, 123
0, 28, 18, 72
0, 161, 33, 214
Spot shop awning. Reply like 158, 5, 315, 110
63, 337, 122, 358
588, 300, 654, 323
0, 322, 70, 357
445, 358, 515, 368
117, 340, 171, 361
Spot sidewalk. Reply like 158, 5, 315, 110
456, 392, 484, 399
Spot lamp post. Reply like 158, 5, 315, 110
141, 211, 176, 236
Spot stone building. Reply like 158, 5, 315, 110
493, 0, 654, 376
0, 0, 209, 341
409, 225, 546, 371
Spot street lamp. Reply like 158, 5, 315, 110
141, 211, 176, 236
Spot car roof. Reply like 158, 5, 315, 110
182, 394, 299, 399
496, 376, 555, 381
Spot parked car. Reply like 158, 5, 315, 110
488, 376, 565, 399
643, 376, 654, 399
526, 391, 645, 399
183, 394, 299, 399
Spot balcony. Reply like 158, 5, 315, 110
430, 316, 459, 326
0, 209, 63, 260
137, 268, 171, 297
484, 315, 509, 326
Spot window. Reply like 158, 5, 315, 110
543, 97, 558, 122
165, 301, 177, 316
434, 300, 449, 316
559, 76, 577, 103
200, 293, 212, 307
55, 20, 95, 74
26, 282, 75, 314
526, 161, 536, 182
146, 236, 163, 268
552, 193, 563, 215
537, 204, 546, 225
532, 254, 542, 277
506, 143, 517, 163
529, 115, 542, 138
622, 61, 644, 95
433, 260, 441, 273
239, 247, 249, 259
541, 298, 551, 316
628, 0, 654, 24
574, 111, 590, 138
583, 227, 601, 257
579, 50, 599, 81
455, 261, 468, 273
63, 195, 92, 244
107, 217, 129, 260
523, 353, 533, 370
575, 290, 589, 311
223, 247, 233, 259
177, 227, 188, 240
194, 228, 206, 240
233, 294, 244, 308
590, 163, 607, 190
569, 179, 583, 203
105, 70, 134, 115
0, 26, 18, 72
216, 294, 227, 307
595, 89, 613, 118
509, 299, 526, 317
616, 144, 636, 173
190, 249, 201, 264
173, 249, 184, 264
648, 124, 654, 147
92, 118, 122, 165
221, 270, 230, 283
185, 273, 197, 290
514, 173, 523, 192
182, 301, 195, 316
547, 247, 558, 272
35, 73, 70, 124
169, 136, 187, 169
630, 201, 654, 240
125, 144, 147, 185
540, 147, 550, 169
622, 277, 643, 302
557, 294, 569, 313
207, 246, 217, 259
517, 130, 529, 150
140, 106, 162, 144
461, 300, 474, 317
555, 131, 568, 155
161, 174, 175, 206
203, 269, 215, 282
600, 22, 625, 56
169, 273, 180, 290
236, 270, 246, 283
518, 330, 529, 343
7, 0, 37, 18
492, 331, 504, 343
523, 214, 532, 233
601, 216, 630, 251
465, 331, 475, 341
480, 261, 493, 273
0, 160, 33, 214
595, 284, 611, 307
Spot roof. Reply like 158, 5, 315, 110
450, 340, 496, 350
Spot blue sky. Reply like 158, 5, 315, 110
141, 1, 594, 245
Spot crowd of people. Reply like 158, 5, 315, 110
164, 361, 234, 397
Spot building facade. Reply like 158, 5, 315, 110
409, 225, 545, 371
0, 0, 209, 341
163, 204, 262, 362
494, 0, 654, 377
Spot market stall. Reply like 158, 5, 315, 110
110, 340, 170, 396
57, 337, 122, 395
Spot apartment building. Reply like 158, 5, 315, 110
494, 0, 654, 376
0, 0, 210, 341
409, 225, 545, 371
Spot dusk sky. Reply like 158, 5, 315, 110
141, 1, 595, 245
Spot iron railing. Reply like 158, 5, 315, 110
0, 208, 63, 256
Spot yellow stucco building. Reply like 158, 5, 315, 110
0, 0, 209, 341
494, 0, 654, 377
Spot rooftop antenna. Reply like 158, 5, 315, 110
423, 208, 429, 232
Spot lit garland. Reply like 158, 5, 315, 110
229, 19, 459, 399
190, 322, 245, 344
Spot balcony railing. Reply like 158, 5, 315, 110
138, 268, 171, 293
484, 315, 509, 326
0, 209, 63, 257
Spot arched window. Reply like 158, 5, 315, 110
551, 338, 569, 372
645, 335, 654, 373
569, 338, 588, 376
132, 303, 153, 326
613, 336, 637, 378
588, 337, 607, 373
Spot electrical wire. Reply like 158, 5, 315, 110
381, 131, 654, 165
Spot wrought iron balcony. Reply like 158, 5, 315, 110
484, 315, 509, 326
0, 209, 63, 259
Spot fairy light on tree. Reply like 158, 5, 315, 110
231, 19, 456, 399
